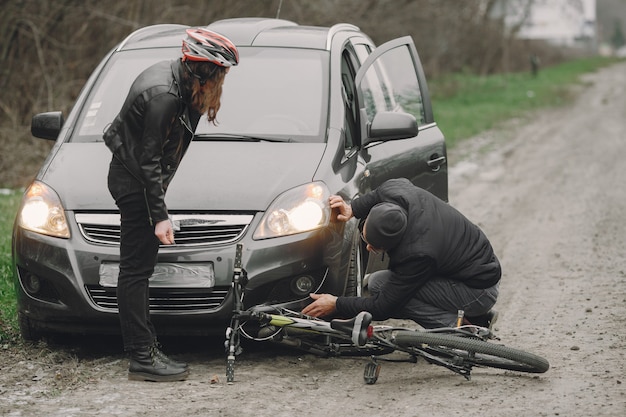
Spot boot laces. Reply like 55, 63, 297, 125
149, 345, 169, 367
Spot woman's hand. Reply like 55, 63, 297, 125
155, 219, 175, 245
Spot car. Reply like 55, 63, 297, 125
12, 17, 448, 340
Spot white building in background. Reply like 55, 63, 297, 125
495, 0, 597, 46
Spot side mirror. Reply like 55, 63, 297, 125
31, 111, 64, 140
364, 111, 418, 146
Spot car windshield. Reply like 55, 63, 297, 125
74, 47, 329, 143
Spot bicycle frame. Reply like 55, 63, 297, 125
224, 244, 372, 382
224, 244, 549, 384
225, 244, 245, 383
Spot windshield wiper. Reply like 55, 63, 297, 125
193, 133, 292, 143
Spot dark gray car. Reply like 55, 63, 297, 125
13, 18, 447, 339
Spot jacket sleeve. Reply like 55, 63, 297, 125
335, 257, 435, 320
350, 189, 382, 220
351, 178, 414, 219
139, 93, 179, 223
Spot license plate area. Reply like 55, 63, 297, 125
99, 262, 215, 288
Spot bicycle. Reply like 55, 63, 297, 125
225, 244, 549, 384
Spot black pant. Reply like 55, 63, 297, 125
108, 159, 159, 351
368, 270, 498, 328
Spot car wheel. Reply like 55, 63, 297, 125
344, 239, 366, 297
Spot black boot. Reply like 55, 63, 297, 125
466, 310, 499, 331
152, 342, 188, 369
128, 346, 189, 382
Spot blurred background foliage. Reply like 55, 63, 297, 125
0, 0, 609, 187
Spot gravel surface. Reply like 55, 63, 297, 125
1, 61, 625, 417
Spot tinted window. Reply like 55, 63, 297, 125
341, 49, 358, 149
73, 47, 329, 143
358, 44, 426, 126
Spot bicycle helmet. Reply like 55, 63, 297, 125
182, 28, 239, 67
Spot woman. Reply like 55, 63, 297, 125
103, 28, 238, 382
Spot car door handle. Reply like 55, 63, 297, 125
427, 155, 447, 171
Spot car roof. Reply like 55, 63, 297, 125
116, 18, 361, 52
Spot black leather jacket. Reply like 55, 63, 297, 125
103, 59, 200, 224
336, 178, 501, 320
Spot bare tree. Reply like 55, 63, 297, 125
0, 0, 577, 187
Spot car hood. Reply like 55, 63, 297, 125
41, 142, 326, 211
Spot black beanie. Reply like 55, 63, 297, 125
364, 202, 408, 250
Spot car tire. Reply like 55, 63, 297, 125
344, 238, 366, 297
18, 313, 42, 341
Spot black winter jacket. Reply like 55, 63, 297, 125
103, 59, 200, 224
335, 178, 501, 320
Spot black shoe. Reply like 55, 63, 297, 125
152, 342, 188, 369
467, 310, 499, 331
128, 346, 189, 382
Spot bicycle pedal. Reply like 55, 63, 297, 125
364, 361, 381, 385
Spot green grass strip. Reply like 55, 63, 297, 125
430, 57, 623, 147
0, 191, 21, 341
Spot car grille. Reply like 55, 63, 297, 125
85, 285, 230, 312
75, 213, 254, 246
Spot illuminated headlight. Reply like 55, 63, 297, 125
254, 182, 330, 239
18, 181, 70, 238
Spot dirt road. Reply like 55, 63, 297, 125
2, 62, 625, 417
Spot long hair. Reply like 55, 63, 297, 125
181, 61, 228, 125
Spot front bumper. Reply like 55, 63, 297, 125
12, 216, 352, 337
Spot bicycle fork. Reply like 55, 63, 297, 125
225, 243, 246, 383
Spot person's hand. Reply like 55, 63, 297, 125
155, 219, 175, 245
302, 293, 338, 317
329, 195, 353, 222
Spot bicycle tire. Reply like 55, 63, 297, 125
394, 330, 549, 374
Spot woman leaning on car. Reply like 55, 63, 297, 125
103, 28, 239, 382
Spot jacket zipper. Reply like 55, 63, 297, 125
143, 188, 154, 226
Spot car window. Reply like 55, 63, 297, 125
75, 49, 180, 141
198, 48, 328, 141
341, 49, 358, 149
353, 43, 371, 65
72, 47, 329, 143
357, 44, 426, 126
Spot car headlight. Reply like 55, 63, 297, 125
254, 182, 330, 239
18, 181, 70, 238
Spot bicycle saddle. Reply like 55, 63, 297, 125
330, 311, 373, 346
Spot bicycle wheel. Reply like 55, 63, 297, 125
394, 330, 549, 374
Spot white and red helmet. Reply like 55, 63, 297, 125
182, 28, 239, 67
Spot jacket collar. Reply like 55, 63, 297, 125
170, 59, 188, 101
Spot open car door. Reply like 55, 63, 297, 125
354, 36, 448, 201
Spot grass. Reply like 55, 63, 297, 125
0, 56, 622, 340
430, 56, 622, 147
0, 190, 21, 341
